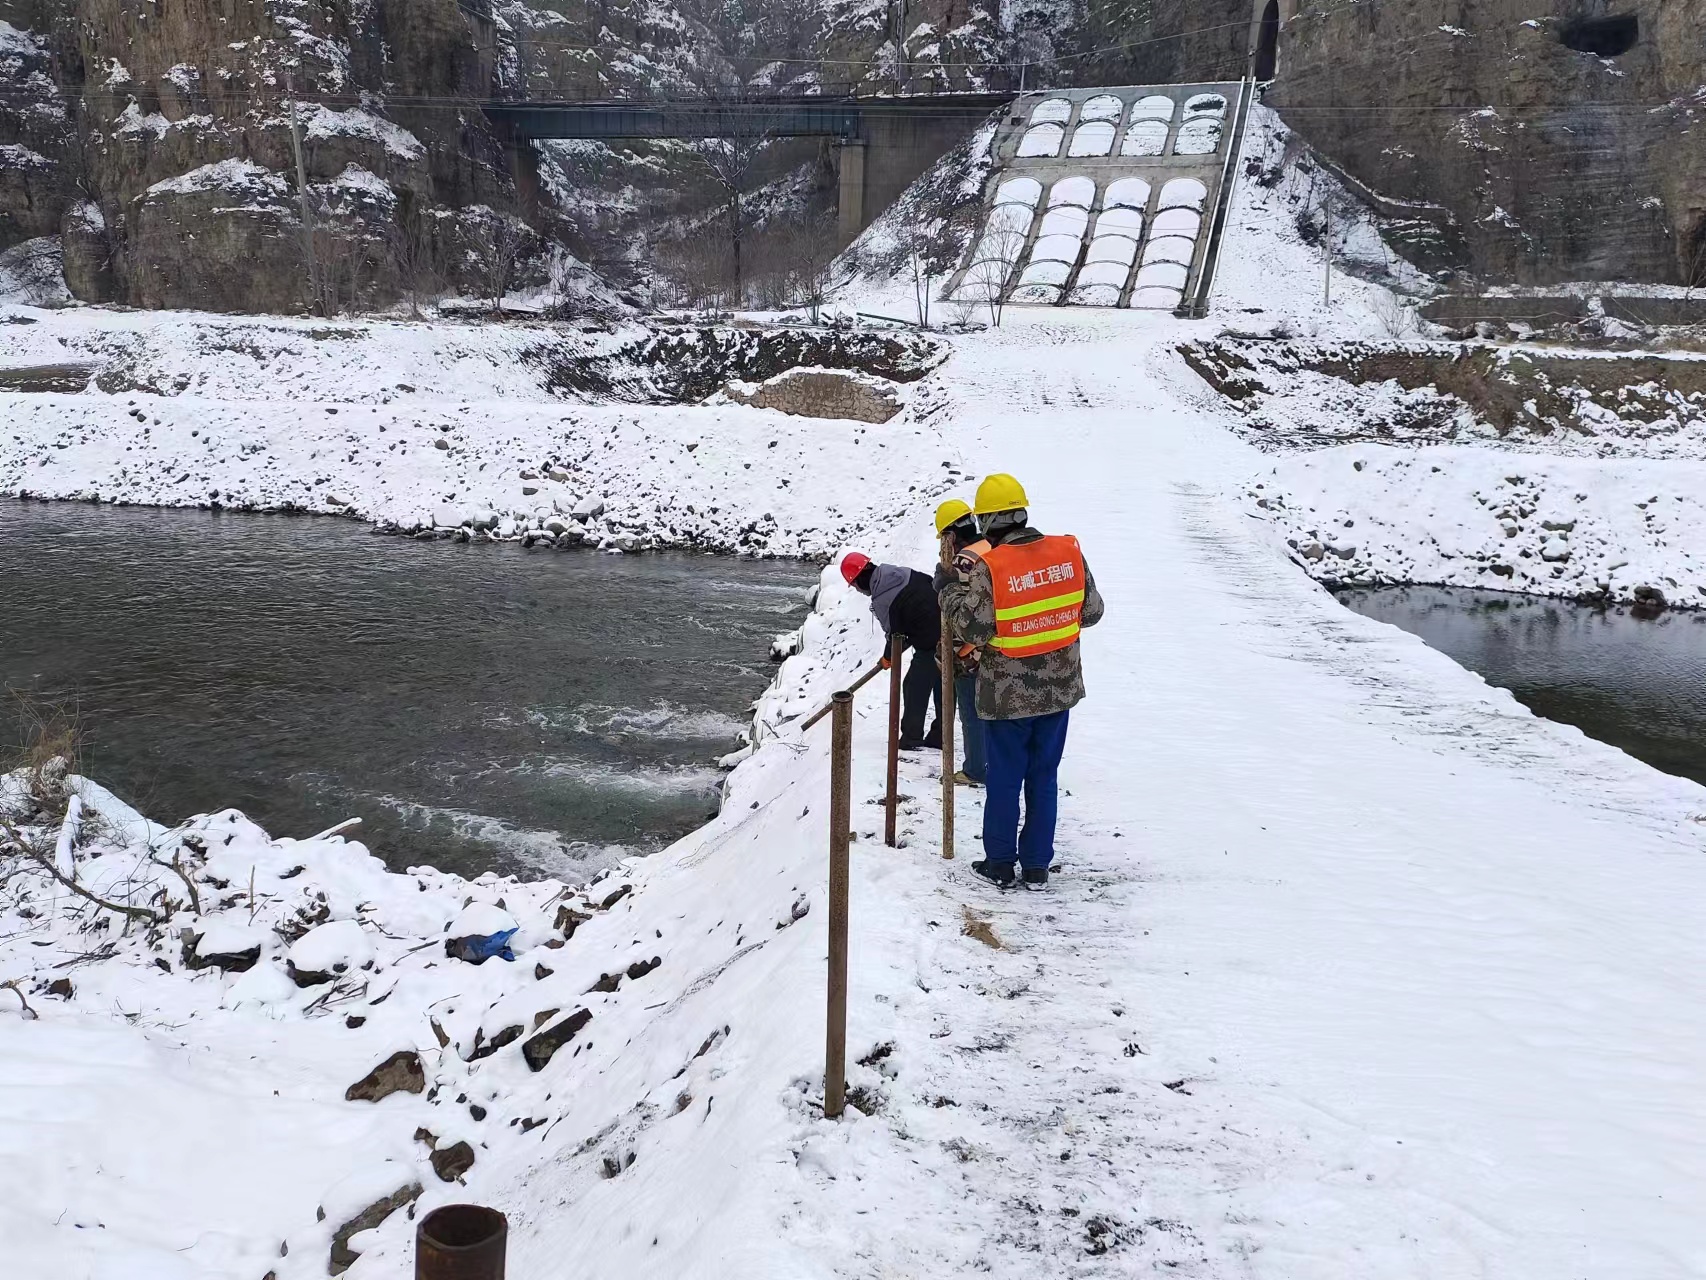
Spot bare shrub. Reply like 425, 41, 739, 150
0, 237, 69, 305
747, 217, 839, 318
9, 694, 82, 807
315, 222, 387, 317
653, 230, 735, 314
1370, 290, 1416, 339
945, 297, 980, 329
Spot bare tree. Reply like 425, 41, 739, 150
1680, 220, 1706, 307
471, 210, 530, 314
315, 222, 377, 316
963, 220, 1027, 328
683, 71, 785, 309
695, 133, 771, 308
904, 217, 946, 329
775, 216, 838, 320
387, 193, 444, 319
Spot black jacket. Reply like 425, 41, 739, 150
881, 568, 942, 653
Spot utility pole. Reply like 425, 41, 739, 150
285, 74, 322, 316
1322, 200, 1332, 309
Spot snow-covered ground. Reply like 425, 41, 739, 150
1245, 443, 1706, 605
0, 311, 950, 556
5, 107, 1706, 1279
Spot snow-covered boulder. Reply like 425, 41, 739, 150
286, 919, 375, 987
184, 916, 267, 972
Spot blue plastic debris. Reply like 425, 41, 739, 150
445, 928, 518, 964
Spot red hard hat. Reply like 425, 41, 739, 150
839, 552, 871, 585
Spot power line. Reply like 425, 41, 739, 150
5, 81, 1700, 122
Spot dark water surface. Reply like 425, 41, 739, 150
0, 500, 814, 877
1338, 585, 1706, 788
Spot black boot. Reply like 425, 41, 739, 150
922, 721, 942, 751
972, 859, 1016, 888
1021, 867, 1050, 889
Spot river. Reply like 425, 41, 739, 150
1338, 585, 1706, 789
0, 499, 815, 878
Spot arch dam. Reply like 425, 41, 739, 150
483, 94, 1016, 246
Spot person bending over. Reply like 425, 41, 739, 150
841, 551, 943, 751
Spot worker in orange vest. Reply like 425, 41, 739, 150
937, 474, 1103, 888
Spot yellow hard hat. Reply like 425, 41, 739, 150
934, 498, 973, 535
973, 473, 1029, 517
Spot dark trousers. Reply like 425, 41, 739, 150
900, 644, 941, 745
955, 673, 986, 783
982, 709, 1070, 871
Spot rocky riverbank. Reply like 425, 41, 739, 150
0, 307, 957, 556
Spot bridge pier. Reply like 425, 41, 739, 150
836, 142, 867, 247
488, 114, 543, 220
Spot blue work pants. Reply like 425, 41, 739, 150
981, 709, 1070, 871
955, 674, 986, 783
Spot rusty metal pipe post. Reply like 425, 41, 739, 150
825, 690, 853, 1119
939, 613, 955, 860
417, 1204, 507, 1280
885, 632, 904, 847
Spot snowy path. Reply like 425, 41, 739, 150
782, 313, 1706, 1277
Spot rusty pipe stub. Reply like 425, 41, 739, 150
417, 1204, 508, 1280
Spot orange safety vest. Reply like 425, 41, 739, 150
983, 534, 1086, 658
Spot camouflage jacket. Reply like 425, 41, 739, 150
941, 535, 988, 678
939, 526, 1104, 721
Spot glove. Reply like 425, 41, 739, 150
932, 564, 956, 592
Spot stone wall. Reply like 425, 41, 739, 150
723, 367, 905, 422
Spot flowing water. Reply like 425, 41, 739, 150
1338, 585, 1706, 789
0, 500, 815, 879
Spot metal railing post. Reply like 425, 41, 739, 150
824, 690, 854, 1119
939, 614, 955, 860
417, 1204, 507, 1280
884, 632, 904, 847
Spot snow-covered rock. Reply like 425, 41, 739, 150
447, 902, 517, 939
287, 919, 375, 978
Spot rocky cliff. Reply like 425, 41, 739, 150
0, 0, 1016, 312
1266, 0, 1706, 286
0, 0, 564, 312
8, 0, 1706, 310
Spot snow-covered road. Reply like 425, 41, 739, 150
751, 311, 1706, 1277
